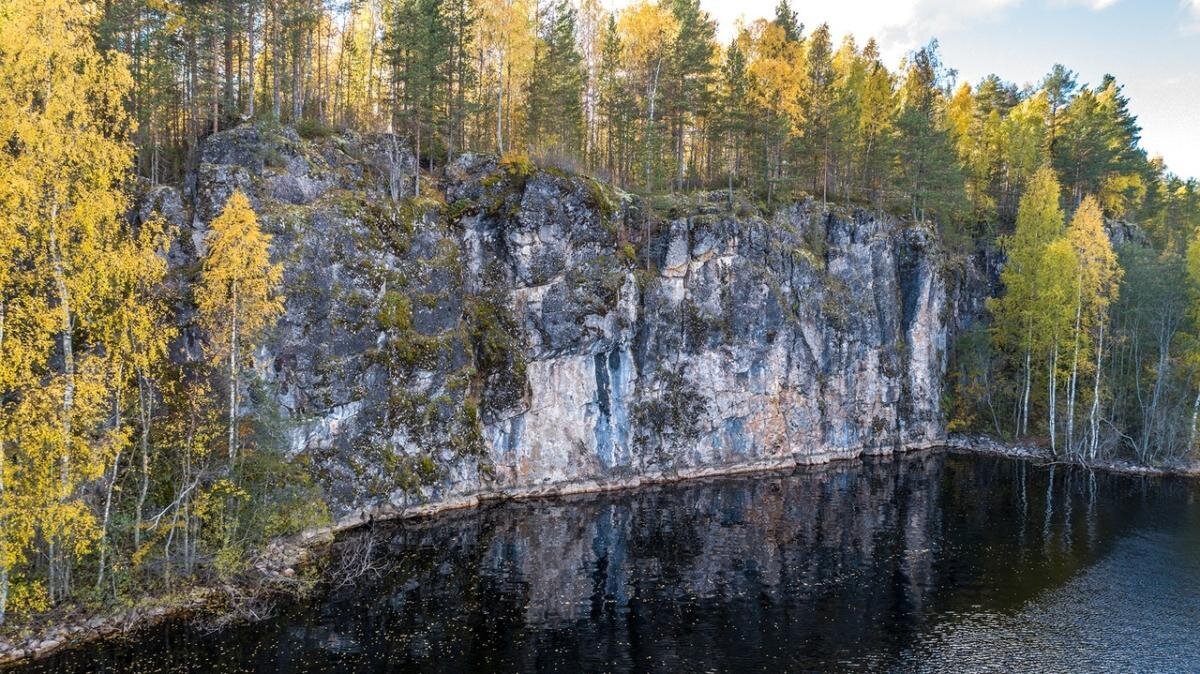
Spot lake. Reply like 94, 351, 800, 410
11, 450, 1200, 673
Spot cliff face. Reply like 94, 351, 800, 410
143, 126, 968, 522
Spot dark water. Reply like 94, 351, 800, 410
12, 451, 1200, 673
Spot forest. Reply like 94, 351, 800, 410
3, 0, 1200, 635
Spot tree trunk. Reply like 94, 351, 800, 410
50, 215, 75, 602
644, 57, 662, 191
1048, 345, 1058, 455
1089, 322, 1105, 460
0, 564, 6, 626
96, 373, 124, 591
1190, 385, 1200, 459
212, 30, 220, 133
0, 299, 6, 623
271, 0, 281, 120
496, 50, 504, 153
1066, 290, 1082, 456
50, 220, 74, 486
134, 370, 152, 548
228, 287, 240, 469
96, 444, 122, 590
1020, 342, 1032, 437
224, 0, 235, 113
247, 0, 256, 118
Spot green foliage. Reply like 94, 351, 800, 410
445, 198, 476, 220
378, 291, 414, 332
236, 449, 331, 542
618, 242, 638, 265
895, 43, 969, 225
380, 450, 443, 494
946, 324, 1003, 435
465, 292, 527, 417
526, 0, 585, 156
194, 480, 251, 580
499, 151, 536, 180
296, 117, 336, 140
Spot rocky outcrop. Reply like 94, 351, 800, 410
143, 125, 971, 524
1104, 218, 1150, 247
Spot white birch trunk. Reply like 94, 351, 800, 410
1089, 322, 1105, 460
1066, 290, 1082, 457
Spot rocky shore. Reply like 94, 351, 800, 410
0, 538, 319, 667
947, 433, 1200, 478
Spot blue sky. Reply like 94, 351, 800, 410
610, 0, 1200, 179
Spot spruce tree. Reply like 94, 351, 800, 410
894, 42, 967, 228
663, 0, 716, 190
719, 40, 751, 202
527, 0, 585, 158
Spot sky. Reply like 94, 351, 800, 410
609, 0, 1200, 179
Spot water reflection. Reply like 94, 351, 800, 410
15, 451, 1200, 673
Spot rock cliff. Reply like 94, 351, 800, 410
141, 125, 971, 523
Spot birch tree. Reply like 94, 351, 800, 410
195, 191, 283, 471
990, 166, 1066, 436
1063, 196, 1120, 458
0, 0, 136, 610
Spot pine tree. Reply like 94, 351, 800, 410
1054, 77, 1145, 210
597, 14, 635, 184
742, 19, 805, 202
771, 0, 801, 42
387, 0, 453, 183
799, 24, 834, 202
1042, 64, 1077, 157
195, 191, 283, 470
855, 39, 895, 207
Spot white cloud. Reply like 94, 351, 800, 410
1181, 0, 1200, 32
683, 0, 1022, 64
1058, 0, 1121, 9
608, 0, 1137, 65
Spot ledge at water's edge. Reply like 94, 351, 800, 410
946, 433, 1200, 478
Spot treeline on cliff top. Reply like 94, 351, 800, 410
93, 0, 1196, 245
3, 0, 1200, 632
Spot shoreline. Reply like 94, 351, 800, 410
945, 433, 1200, 478
3, 434, 1196, 667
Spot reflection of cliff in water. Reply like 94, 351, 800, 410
293, 452, 1171, 672
20, 451, 1197, 673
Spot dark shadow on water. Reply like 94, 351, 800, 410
14, 450, 1200, 673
